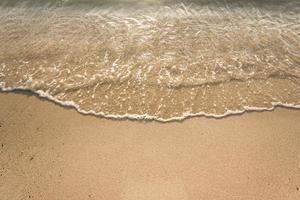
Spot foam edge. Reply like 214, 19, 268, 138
1, 85, 299, 122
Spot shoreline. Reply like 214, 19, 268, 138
1, 88, 300, 122
0, 92, 300, 199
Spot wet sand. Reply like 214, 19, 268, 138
0, 92, 300, 200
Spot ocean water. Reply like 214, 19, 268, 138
0, 0, 299, 121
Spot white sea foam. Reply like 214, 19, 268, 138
1, 85, 299, 122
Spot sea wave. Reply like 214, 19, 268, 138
0, 2, 299, 121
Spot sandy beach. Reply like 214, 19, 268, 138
0, 92, 299, 200
1, 1, 299, 199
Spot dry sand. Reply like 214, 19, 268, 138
0, 92, 300, 200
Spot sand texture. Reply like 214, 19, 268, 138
0, 92, 300, 200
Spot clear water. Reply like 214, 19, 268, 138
0, 0, 299, 121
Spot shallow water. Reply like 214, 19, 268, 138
0, 1, 299, 121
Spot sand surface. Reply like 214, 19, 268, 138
0, 92, 300, 200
